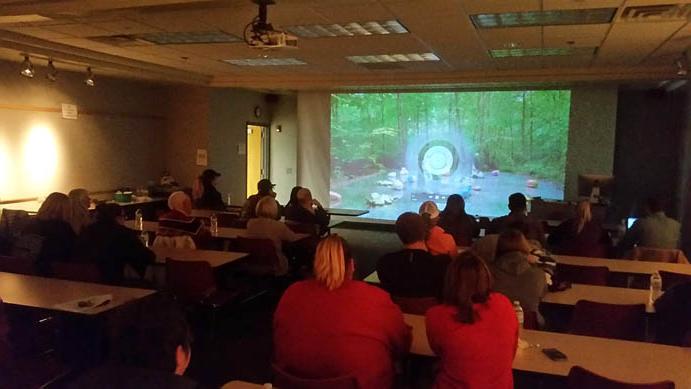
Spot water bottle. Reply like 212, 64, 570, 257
209, 213, 219, 236
650, 272, 663, 303
134, 209, 143, 231
226, 193, 232, 206
140, 232, 149, 248
513, 300, 524, 328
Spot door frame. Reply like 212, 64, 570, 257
246, 121, 271, 193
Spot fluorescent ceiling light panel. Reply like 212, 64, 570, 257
222, 58, 307, 66
471, 8, 616, 28
286, 20, 408, 38
489, 47, 597, 58
347, 53, 440, 63
136, 31, 241, 45
0, 14, 52, 24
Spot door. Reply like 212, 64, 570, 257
246, 124, 269, 197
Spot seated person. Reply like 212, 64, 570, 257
193, 169, 226, 211
419, 201, 457, 257
246, 197, 302, 275
68, 188, 92, 235
21, 192, 76, 275
73, 204, 155, 285
283, 186, 302, 212
274, 235, 411, 389
654, 281, 691, 346
377, 212, 450, 299
548, 200, 610, 257
157, 192, 205, 248
491, 229, 547, 315
241, 179, 281, 219
618, 197, 681, 254
438, 194, 479, 247
70, 296, 200, 388
284, 188, 330, 236
426, 252, 518, 389
488, 193, 545, 246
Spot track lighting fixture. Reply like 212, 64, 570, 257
84, 67, 95, 87
20, 55, 34, 78
676, 56, 688, 77
46, 59, 58, 82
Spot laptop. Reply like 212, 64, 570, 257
627, 217, 638, 229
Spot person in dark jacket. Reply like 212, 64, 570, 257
241, 178, 281, 219
194, 169, 226, 211
73, 204, 155, 285
488, 193, 545, 246
438, 194, 479, 247
284, 188, 330, 236
70, 296, 200, 389
654, 281, 691, 346
20, 192, 75, 275
548, 200, 610, 257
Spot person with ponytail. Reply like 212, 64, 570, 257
426, 251, 518, 389
274, 235, 411, 389
548, 200, 610, 257
419, 201, 457, 258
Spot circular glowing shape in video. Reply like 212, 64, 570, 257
418, 140, 460, 178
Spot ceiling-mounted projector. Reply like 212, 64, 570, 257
245, 0, 297, 49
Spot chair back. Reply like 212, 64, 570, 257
556, 263, 609, 286
391, 296, 438, 315
153, 235, 196, 249
10, 233, 44, 262
523, 310, 539, 330
165, 259, 217, 305
52, 262, 101, 283
568, 300, 646, 341
272, 362, 358, 389
628, 247, 689, 264
0, 255, 34, 275
471, 234, 499, 263
659, 271, 691, 291
285, 221, 319, 236
0, 209, 31, 239
567, 366, 674, 389
231, 237, 282, 276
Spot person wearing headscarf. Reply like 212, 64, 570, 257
193, 169, 226, 211
419, 201, 457, 258
157, 192, 204, 240
21, 192, 76, 275
68, 188, 92, 235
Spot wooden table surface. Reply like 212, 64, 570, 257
403, 313, 691, 387
556, 255, 691, 276
151, 247, 248, 268
125, 220, 308, 240
221, 381, 268, 389
542, 283, 651, 307
0, 272, 155, 315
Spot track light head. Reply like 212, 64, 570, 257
84, 67, 95, 87
676, 57, 688, 77
20, 55, 34, 78
46, 59, 58, 82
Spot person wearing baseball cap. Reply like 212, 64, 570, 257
194, 169, 225, 211
419, 201, 458, 258
241, 178, 281, 219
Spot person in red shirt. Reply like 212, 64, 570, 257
426, 251, 518, 389
420, 201, 458, 258
273, 235, 411, 389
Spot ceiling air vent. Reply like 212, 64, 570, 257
620, 4, 691, 21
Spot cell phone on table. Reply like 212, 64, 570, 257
542, 348, 567, 361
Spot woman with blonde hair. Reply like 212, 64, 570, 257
548, 200, 610, 257
274, 235, 411, 389
419, 200, 457, 257
68, 188, 92, 234
21, 192, 76, 275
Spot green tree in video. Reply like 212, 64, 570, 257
331, 90, 570, 183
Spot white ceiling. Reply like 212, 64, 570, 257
0, 0, 687, 89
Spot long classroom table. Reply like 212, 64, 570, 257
541, 283, 651, 308
125, 220, 309, 240
0, 272, 155, 315
555, 255, 691, 276
151, 247, 248, 268
403, 313, 691, 387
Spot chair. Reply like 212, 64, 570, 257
659, 271, 691, 291
556, 263, 609, 286
0, 209, 31, 240
153, 235, 196, 249
568, 300, 646, 341
285, 221, 320, 236
391, 296, 438, 315
272, 362, 358, 389
627, 247, 689, 264
52, 262, 101, 283
523, 310, 539, 330
567, 366, 674, 389
0, 255, 34, 275
231, 237, 283, 276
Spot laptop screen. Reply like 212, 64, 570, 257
627, 218, 637, 229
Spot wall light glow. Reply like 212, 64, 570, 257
22, 124, 59, 193
0, 135, 13, 201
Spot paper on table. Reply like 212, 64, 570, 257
53, 294, 113, 313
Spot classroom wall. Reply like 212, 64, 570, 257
680, 80, 691, 255
0, 59, 168, 201
564, 87, 618, 200
269, 95, 298, 205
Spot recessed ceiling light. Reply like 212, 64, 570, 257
136, 31, 241, 45
286, 20, 408, 38
20, 55, 34, 78
347, 53, 440, 63
222, 58, 307, 66
489, 47, 597, 58
471, 8, 616, 28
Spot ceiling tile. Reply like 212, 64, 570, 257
461, 0, 541, 14
43, 23, 113, 37
596, 20, 686, 64
543, 0, 625, 10
478, 27, 542, 49
543, 24, 611, 47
